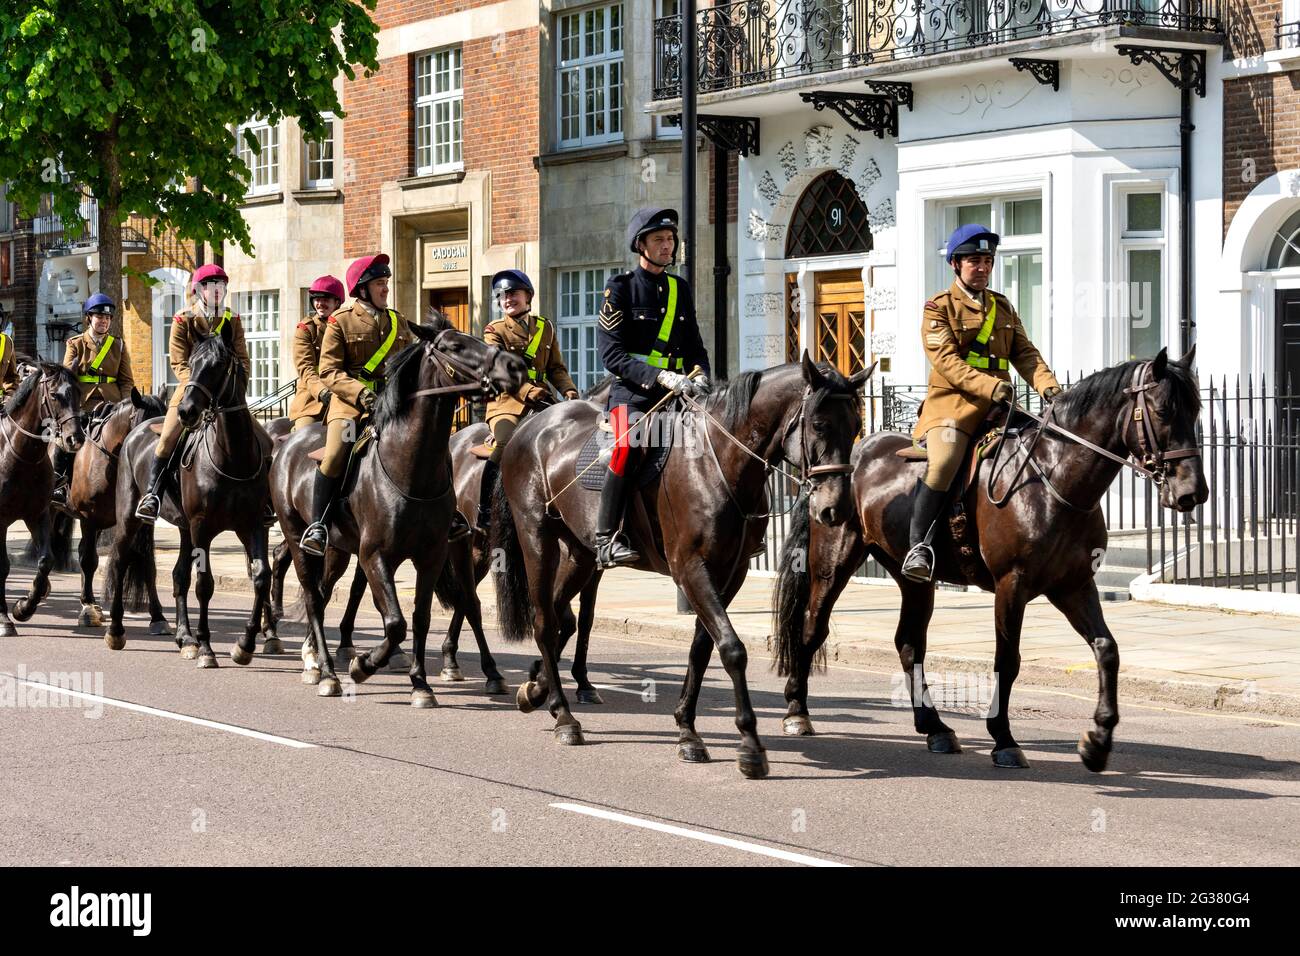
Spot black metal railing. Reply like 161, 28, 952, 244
751, 372, 1300, 595
1278, 15, 1300, 50
653, 0, 1222, 99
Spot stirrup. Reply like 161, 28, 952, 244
135, 492, 161, 525
901, 542, 935, 583
447, 511, 472, 542
299, 522, 328, 558
596, 535, 640, 569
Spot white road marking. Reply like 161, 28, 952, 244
2, 673, 315, 749
550, 802, 850, 867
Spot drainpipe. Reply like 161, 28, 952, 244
678, 0, 698, 616
1180, 72, 1194, 355
713, 142, 729, 380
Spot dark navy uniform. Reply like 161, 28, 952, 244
598, 266, 711, 413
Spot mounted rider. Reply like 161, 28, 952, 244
288, 275, 345, 431
0, 317, 18, 402
136, 264, 251, 524
471, 268, 579, 532
902, 223, 1062, 583
51, 292, 136, 513
594, 207, 711, 568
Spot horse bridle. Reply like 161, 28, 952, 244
387, 330, 509, 405
779, 384, 859, 489
1, 372, 80, 462
987, 358, 1202, 509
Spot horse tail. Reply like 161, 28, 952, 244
105, 522, 157, 614
432, 536, 470, 613
490, 476, 533, 644
771, 490, 817, 677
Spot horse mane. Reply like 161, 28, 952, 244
1053, 357, 1201, 425
190, 332, 248, 398
583, 374, 615, 399
130, 391, 167, 419
707, 370, 763, 431
373, 310, 454, 431
9, 362, 77, 412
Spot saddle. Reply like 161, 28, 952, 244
84, 402, 116, 445
307, 424, 375, 463
576, 409, 676, 491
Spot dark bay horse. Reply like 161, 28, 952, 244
270, 314, 527, 701
61, 389, 169, 630
773, 347, 1207, 772
493, 355, 872, 778
0, 363, 84, 636
105, 326, 275, 666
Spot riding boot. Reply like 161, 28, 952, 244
134, 453, 171, 525
593, 468, 640, 568
50, 448, 77, 516
475, 458, 499, 535
300, 469, 340, 558
901, 478, 949, 583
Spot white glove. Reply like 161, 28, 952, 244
688, 374, 710, 395
656, 370, 688, 394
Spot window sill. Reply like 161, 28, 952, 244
291, 188, 343, 203
399, 169, 467, 190
239, 192, 284, 208
535, 142, 629, 168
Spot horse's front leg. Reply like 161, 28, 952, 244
77, 518, 105, 628
570, 574, 602, 705
675, 558, 767, 779
230, 524, 271, 665
190, 527, 218, 669
439, 534, 506, 694
408, 561, 438, 708
333, 555, 365, 663
989, 571, 1030, 768
269, 538, 290, 622
0, 525, 15, 638
347, 551, 406, 684
1048, 579, 1119, 773
673, 620, 715, 763
173, 527, 197, 657
13, 513, 54, 622
889, 578, 961, 754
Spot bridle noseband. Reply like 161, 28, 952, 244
1, 372, 80, 462
1123, 360, 1201, 486
780, 384, 858, 489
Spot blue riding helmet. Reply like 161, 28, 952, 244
491, 269, 534, 299
946, 224, 1000, 262
83, 292, 116, 315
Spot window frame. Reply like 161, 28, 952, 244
303, 113, 336, 189
1116, 186, 1168, 363
556, 3, 625, 149
235, 288, 283, 401
556, 265, 619, 392
415, 46, 464, 176
237, 118, 280, 196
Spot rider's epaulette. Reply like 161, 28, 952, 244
925, 292, 950, 311
327, 315, 339, 324
297, 321, 310, 331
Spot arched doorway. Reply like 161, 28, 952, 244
783, 171, 873, 377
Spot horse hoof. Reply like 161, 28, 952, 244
516, 681, 538, 714
349, 657, 373, 684
782, 715, 815, 736
179, 644, 198, 660
386, 651, 411, 673
78, 605, 105, 628
0, 622, 16, 639
927, 731, 963, 754
196, 654, 218, 670
737, 750, 770, 780
1077, 732, 1111, 773
554, 723, 584, 746
230, 644, 253, 666
992, 746, 1030, 769
103, 631, 125, 651
411, 688, 438, 709
302, 667, 321, 686
261, 637, 285, 656
576, 687, 604, 706
334, 644, 356, 661
677, 739, 710, 763
484, 678, 509, 696
149, 619, 172, 636
439, 666, 465, 682
318, 676, 342, 698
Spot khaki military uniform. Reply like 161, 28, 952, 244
63, 329, 135, 407
0, 332, 18, 400
316, 299, 414, 477
287, 314, 330, 430
480, 311, 579, 464
913, 280, 1058, 490
155, 306, 251, 457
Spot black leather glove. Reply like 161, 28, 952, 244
1042, 385, 1062, 402
318, 388, 332, 413
359, 389, 377, 413
991, 381, 1014, 404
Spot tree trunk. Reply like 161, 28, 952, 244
97, 126, 124, 338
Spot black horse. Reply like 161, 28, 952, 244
105, 325, 274, 666
270, 313, 527, 700
493, 355, 872, 778
773, 347, 1208, 772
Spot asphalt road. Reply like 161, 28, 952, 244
2, 574, 1297, 867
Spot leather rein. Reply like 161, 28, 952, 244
0, 373, 80, 464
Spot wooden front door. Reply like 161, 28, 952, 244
428, 287, 472, 428
812, 270, 868, 377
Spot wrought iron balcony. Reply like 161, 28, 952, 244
652, 0, 1223, 100
1279, 15, 1300, 50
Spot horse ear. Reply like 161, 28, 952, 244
409, 321, 440, 343
1176, 342, 1197, 369
1151, 347, 1169, 379
849, 361, 878, 389
800, 350, 825, 389
130, 387, 144, 408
